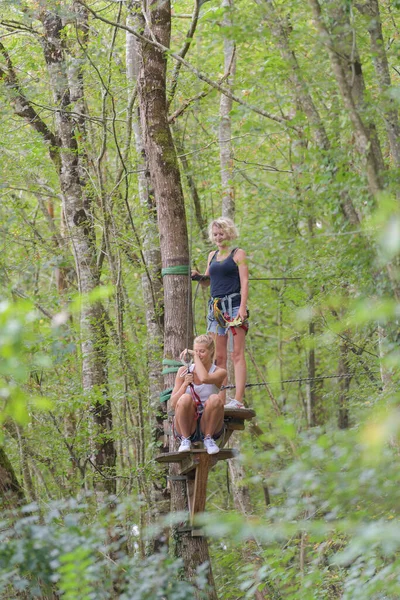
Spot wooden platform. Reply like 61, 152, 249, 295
223, 407, 256, 420
156, 449, 238, 525
158, 406, 256, 528
156, 448, 237, 465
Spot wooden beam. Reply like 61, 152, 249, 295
187, 453, 210, 523
156, 448, 237, 466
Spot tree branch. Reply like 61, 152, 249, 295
78, 1, 298, 130
0, 40, 60, 169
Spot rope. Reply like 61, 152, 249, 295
221, 371, 381, 389
161, 265, 190, 276
161, 358, 182, 376
160, 388, 173, 402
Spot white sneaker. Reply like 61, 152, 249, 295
225, 398, 244, 409
203, 436, 220, 455
178, 437, 191, 452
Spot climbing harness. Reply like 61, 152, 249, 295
179, 357, 204, 419
211, 296, 249, 335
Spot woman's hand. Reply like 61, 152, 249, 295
183, 372, 194, 386
238, 306, 248, 322
180, 349, 194, 363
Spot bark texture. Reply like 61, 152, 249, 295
219, 0, 236, 219
308, 0, 382, 196
39, 8, 116, 492
0, 446, 25, 508
127, 3, 169, 550
355, 0, 400, 166
136, 1, 216, 594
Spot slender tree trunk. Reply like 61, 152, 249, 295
219, 0, 236, 219
327, 1, 385, 173
137, 1, 217, 594
338, 335, 351, 429
306, 319, 318, 427
228, 433, 252, 514
39, 8, 116, 493
355, 0, 400, 166
308, 0, 382, 196
260, 0, 361, 225
0, 446, 25, 508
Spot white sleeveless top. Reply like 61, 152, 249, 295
185, 364, 220, 404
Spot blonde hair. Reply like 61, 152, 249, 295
194, 333, 215, 358
208, 217, 238, 243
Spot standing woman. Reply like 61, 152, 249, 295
192, 217, 249, 408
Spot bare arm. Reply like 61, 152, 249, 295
192, 353, 227, 387
234, 248, 249, 321
191, 250, 215, 288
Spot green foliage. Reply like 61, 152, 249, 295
0, 301, 52, 427
2, 0, 400, 597
0, 497, 208, 599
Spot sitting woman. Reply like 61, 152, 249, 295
170, 333, 227, 455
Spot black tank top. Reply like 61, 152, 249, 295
209, 249, 241, 303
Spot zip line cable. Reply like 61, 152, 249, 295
221, 371, 381, 390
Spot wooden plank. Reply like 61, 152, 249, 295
223, 407, 256, 420
190, 453, 210, 522
155, 448, 237, 468
225, 420, 245, 431
191, 528, 205, 537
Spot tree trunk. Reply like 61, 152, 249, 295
137, 1, 217, 594
0, 446, 25, 508
39, 8, 116, 493
338, 335, 351, 429
308, 0, 382, 197
127, 2, 169, 551
260, 0, 361, 225
228, 433, 253, 514
219, 0, 236, 219
327, 0, 385, 173
355, 0, 400, 166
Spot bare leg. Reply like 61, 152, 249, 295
231, 327, 246, 402
200, 394, 225, 437
214, 332, 228, 401
174, 393, 197, 438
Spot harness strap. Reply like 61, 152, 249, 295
189, 383, 203, 420
212, 293, 244, 332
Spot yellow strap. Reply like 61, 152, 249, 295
212, 298, 242, 328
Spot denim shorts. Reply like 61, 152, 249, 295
207, 299, 249, 336
207, 304, 241, 336
174, 413, 226, 442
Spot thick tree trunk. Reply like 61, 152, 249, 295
40, 9, 116, 492
137, 1, 216, 594
127, 3, 169, 551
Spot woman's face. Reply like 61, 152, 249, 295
212, 225, 228, 247
194, 342, 212, 362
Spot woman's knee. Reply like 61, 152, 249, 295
176, 393, 194, 412
232, 349, 246, 364
206, 394, 225, 410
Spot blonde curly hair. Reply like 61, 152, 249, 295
208, 217, 238, 243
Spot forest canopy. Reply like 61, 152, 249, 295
1, 0, 400, 598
